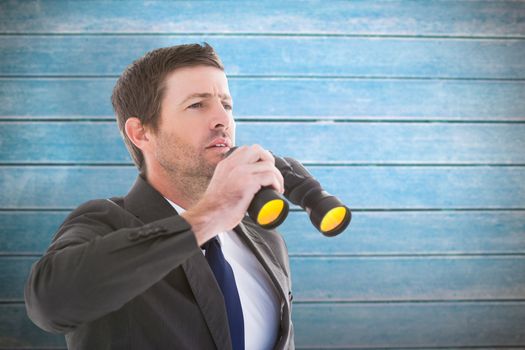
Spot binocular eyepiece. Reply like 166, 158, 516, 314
229, 147, 351, 236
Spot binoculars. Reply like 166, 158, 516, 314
229, 147, 351, 237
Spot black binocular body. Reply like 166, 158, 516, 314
229, 147, 351, 236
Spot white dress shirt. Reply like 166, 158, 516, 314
165, 198, 281, 350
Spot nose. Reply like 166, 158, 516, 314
209, 100, 233, 131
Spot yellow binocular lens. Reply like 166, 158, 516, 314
319, 206, 349, 234
248, 188, 289, 229
257, 199, 286, 226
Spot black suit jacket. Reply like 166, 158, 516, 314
25, 176, 294, 349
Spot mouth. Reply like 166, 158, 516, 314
205, 138, 232, 152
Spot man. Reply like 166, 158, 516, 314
25, 43, 294, 349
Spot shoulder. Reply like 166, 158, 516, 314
52, 198, 141, 245
64, 198, 136, 226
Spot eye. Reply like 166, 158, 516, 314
188, 102, 203, 109
223, 103, 233, 111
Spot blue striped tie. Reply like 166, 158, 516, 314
203, 237, 245, 350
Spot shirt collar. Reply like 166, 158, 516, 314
164, 197, 186, 214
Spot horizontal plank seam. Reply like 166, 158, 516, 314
3, 163, 525, 167
339, 208, 525, 212
2, 75, 525, 82
0, 253, 525, 260
2, 118, 525, 123
0, 348, 66, 350
3, 299, 525, 305
290, 253, 525, 258
1, 342, 524, 348
295, 299, 525, 304
1, 163, 525, 167
1, 32, 525, 40
2, 208, 525, 212
3, 253, 525, 258
296, 346, 525, 349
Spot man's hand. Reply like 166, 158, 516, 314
181, 145, 284, 246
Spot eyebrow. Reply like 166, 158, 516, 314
179, 92, 232, 106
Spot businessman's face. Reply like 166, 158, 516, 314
147, 65, 235, 180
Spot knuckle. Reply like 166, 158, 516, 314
251, 144, 263, 153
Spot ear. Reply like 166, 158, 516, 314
125, 117, 151, 151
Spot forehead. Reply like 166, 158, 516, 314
163, 65, 230, 101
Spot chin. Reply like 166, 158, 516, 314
209, 152, 227, 162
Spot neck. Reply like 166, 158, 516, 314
145, 165, 210, 210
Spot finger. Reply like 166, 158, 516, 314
228, 144, 273, 165
253, 145, 274, 163
273, 165, 285, 193
248, 171, 284, 195
231, 160, 284, 192
234, 160, 276, 175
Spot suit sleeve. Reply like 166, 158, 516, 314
24, 199, 201, 333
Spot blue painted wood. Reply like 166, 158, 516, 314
0, 122, 131, 163
280, 211, 525, 256
0, 257, 34, 301
293, 302, 525, 347
0, 305, 65, 348
3, 211, 525, 255
1, 78, 524, 120
0, 166, 136, 209
1, 0, 523, 348
1, 1, 523, 36
0, 212, 67, 254
1, 121, 525, 164
2, 166, 523, 209
290, 256, 525, 301
3, 256, 525, 301
1, 302, 524, 348
2, 36, 524, 79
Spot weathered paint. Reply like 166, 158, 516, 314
1, 0, 524, 348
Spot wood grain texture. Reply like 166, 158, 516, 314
2, 211, 524, 255
0, 211, 66, 254
280, 211, 525, 256
1, 1, 524, 36
3, 256, 525, 302
290, 256, 525, 301
1, 0, 524, 348
1, 166, 523, 209
292, 302, 525, 347
1, 36, 524, 79
1, 302, 524, 348
1, 121, 525, 164
0, 305, 65, 348
1, 78, 524, 120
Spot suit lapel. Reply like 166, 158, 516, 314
181, 253, 232, 349
234, 221, 289, 315
123, 176, 231, 350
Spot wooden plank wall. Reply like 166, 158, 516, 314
1, 1, 524, 348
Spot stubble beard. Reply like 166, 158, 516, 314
155, 137, 220, 206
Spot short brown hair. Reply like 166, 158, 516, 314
111, 43, 224, 171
